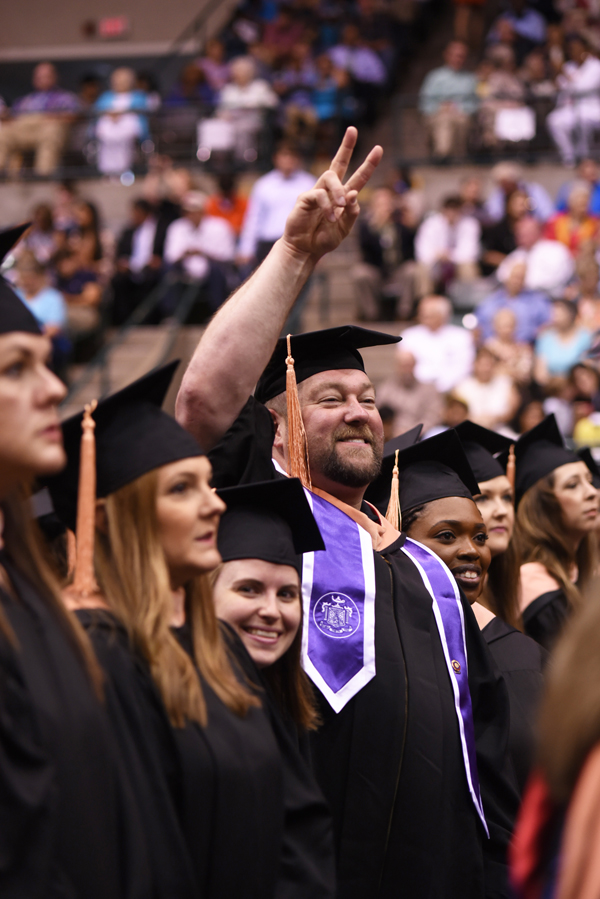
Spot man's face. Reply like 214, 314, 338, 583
33, 63, 57, 92
275, 150, 301, 178
515, 218, 540, 250
186, 208, 204, 227
299, 369, 384, 492
419, 299, 448, 331
445, 42, 467, 72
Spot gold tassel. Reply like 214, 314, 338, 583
385, 450, 402, 530
66, 528, 77, 577
285, 334, 312, 490
71, 400, 101, 598
506, 444, 516, 493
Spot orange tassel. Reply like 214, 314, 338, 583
66, 528, 77, 577
71, 400, 101, 598
285, 334, 312, 490
506, 444, 516, 493
385, 450, 401, 530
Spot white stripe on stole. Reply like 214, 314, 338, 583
401, 537, 489, 835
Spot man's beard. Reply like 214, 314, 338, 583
309, 425, 383, 489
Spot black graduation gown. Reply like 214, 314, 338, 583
0, 558, 123, 899
482, 617, 546, 793
232, 634, 337, 899
173, 623, 285, 899
75, 609, 198, 899
208, 397, 518, 899
522, 589, 569, 652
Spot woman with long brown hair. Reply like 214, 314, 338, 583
0, 224, 135, 898
512, 414, 599, 651
212, 478, 335, 898
455, 421, 546, 791
48, 361, 287, 899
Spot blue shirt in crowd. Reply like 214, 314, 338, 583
476, 288, 552, 343
555, 180, 600, 216
17, 286, 66, 330
535, 328, 593, 377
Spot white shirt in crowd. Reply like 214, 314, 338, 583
164, 216, 236, 280
218, 79, 279, 111
496, 240, 574, 294
129, 218, 157, 274
400, 323, 475, 393
96, 113, 141, 175
414, 213, 481, 267
556, 55, 600, 117
455, 374, 514, 428
238, 167, 316, 258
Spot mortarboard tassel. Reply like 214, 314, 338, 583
385, 449, 402, 530
66, 528, 77, 577
506, 444, 516, 493
70, 400, 101, 599
285, 334, 312, 490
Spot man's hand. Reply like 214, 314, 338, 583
282, 127, 383, 261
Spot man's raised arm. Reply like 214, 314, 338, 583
175, 127, 382, 450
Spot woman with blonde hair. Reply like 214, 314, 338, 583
49, 362, 285, 899
0, 224, 137, 897
512, 414, 599, 651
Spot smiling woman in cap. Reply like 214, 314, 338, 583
510, 414, 599, 651
0, 223, 133, 898
211, 477, 336, 898
47, 360, 290, 899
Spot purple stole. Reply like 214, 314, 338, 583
301, 490, 376, 713
401, 537, 488, 834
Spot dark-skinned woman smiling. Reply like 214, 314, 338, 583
373, 428, 520, 899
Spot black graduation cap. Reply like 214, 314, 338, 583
577, 447, 600, 489
363, 423, 423, 514
46, 361, 203, 530
216, 478, 325, 575
395, 429, 480, 513
500, 414, 580, 507
255, 325, 401, 403
455, 421, 513, 487
0, 223, 41, 336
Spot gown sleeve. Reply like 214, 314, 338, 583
208, 396, 277, 488
522, 590, 569, 652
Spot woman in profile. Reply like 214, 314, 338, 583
511, 414, 598, 651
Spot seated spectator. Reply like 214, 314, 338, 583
422, 391, 469, 438
556, 158, 600, 216
571, 362, 600, 406
111, 198, 161, 325
311, 54, 349, 153
475, 260, 551, 342
14, 251, 66, 337
67, 200, 104, 273
54, 248, 103, 338
143, 165, 193, 260
487, 0, 547, 64
497, 216, 575, 296
484, 307, 534, 385
418, 40, 478, 160
478, 44, 528, 147
52, 180, 79, 234
376, 349, 444, 437
534, 299, 593, 383
273, 42, 318, 142
136, 72, 161, 112
574, 253, 600, 331
544, 182, 600, 256
197, 39, 230, 92
261, 6, 306, 66
19, 203, 58, 265
481, 187, 529, 275
328, 23, 387, 124
400, 294, 476, 392
455, 346, 518, 429
163, 190, 236, 313
459, 175, 487, 223
546, 22, 565, 76
512, 396, 545, 434
352, 186, 416, 322
519, 49, 556, 98
205, 173, 248, 236
484, 161, 553, 222
0, 62, 81, 176
94, 67, 150, 175
414, 195, 480, 295
547, 35, 600, 166
356, 0, 398, 72
217, 56, 279, 160
164, 64, 215, 109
